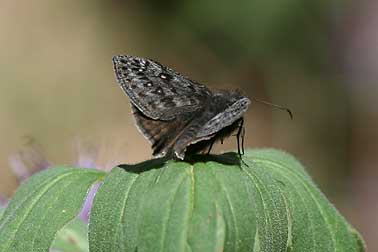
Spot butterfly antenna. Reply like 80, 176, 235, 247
251, 97, 293, 119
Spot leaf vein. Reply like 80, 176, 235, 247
241, 165, 274, 251
209, 166, 239, 250
160, 174, 187, 252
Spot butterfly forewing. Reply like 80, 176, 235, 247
113, 55, 212, 121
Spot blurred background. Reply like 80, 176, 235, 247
0, 0, 377, 249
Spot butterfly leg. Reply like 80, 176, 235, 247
241, 123, 245, 155
207, 138, 215, 155
236, 134, 241, 157
236, 118, 244, 158
236, 118, 249, 167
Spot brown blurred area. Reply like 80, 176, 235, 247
0, 0, 377, 249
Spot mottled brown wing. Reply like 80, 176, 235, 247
131, 105, 193, 156
113, 55, 211, 121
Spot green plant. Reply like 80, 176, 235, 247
0, 149, 365, 251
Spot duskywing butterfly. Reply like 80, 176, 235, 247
112, 55, 251, 160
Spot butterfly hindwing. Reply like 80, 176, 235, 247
131, 105, 193, 156
196, 97, 250, 138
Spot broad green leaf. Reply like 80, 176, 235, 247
0, 167, 105, 252
51, 218, 89, 252
89, 149, 365, 252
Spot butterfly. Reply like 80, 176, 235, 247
112, 55, 250, 160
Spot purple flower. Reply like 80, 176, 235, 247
78, 182, 101, 222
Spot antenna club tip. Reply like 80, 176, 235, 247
287, 109, 293, 119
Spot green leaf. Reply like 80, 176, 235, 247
50, 218, 89, 252
89, 149, 365, 252
0, 167, 105, 252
